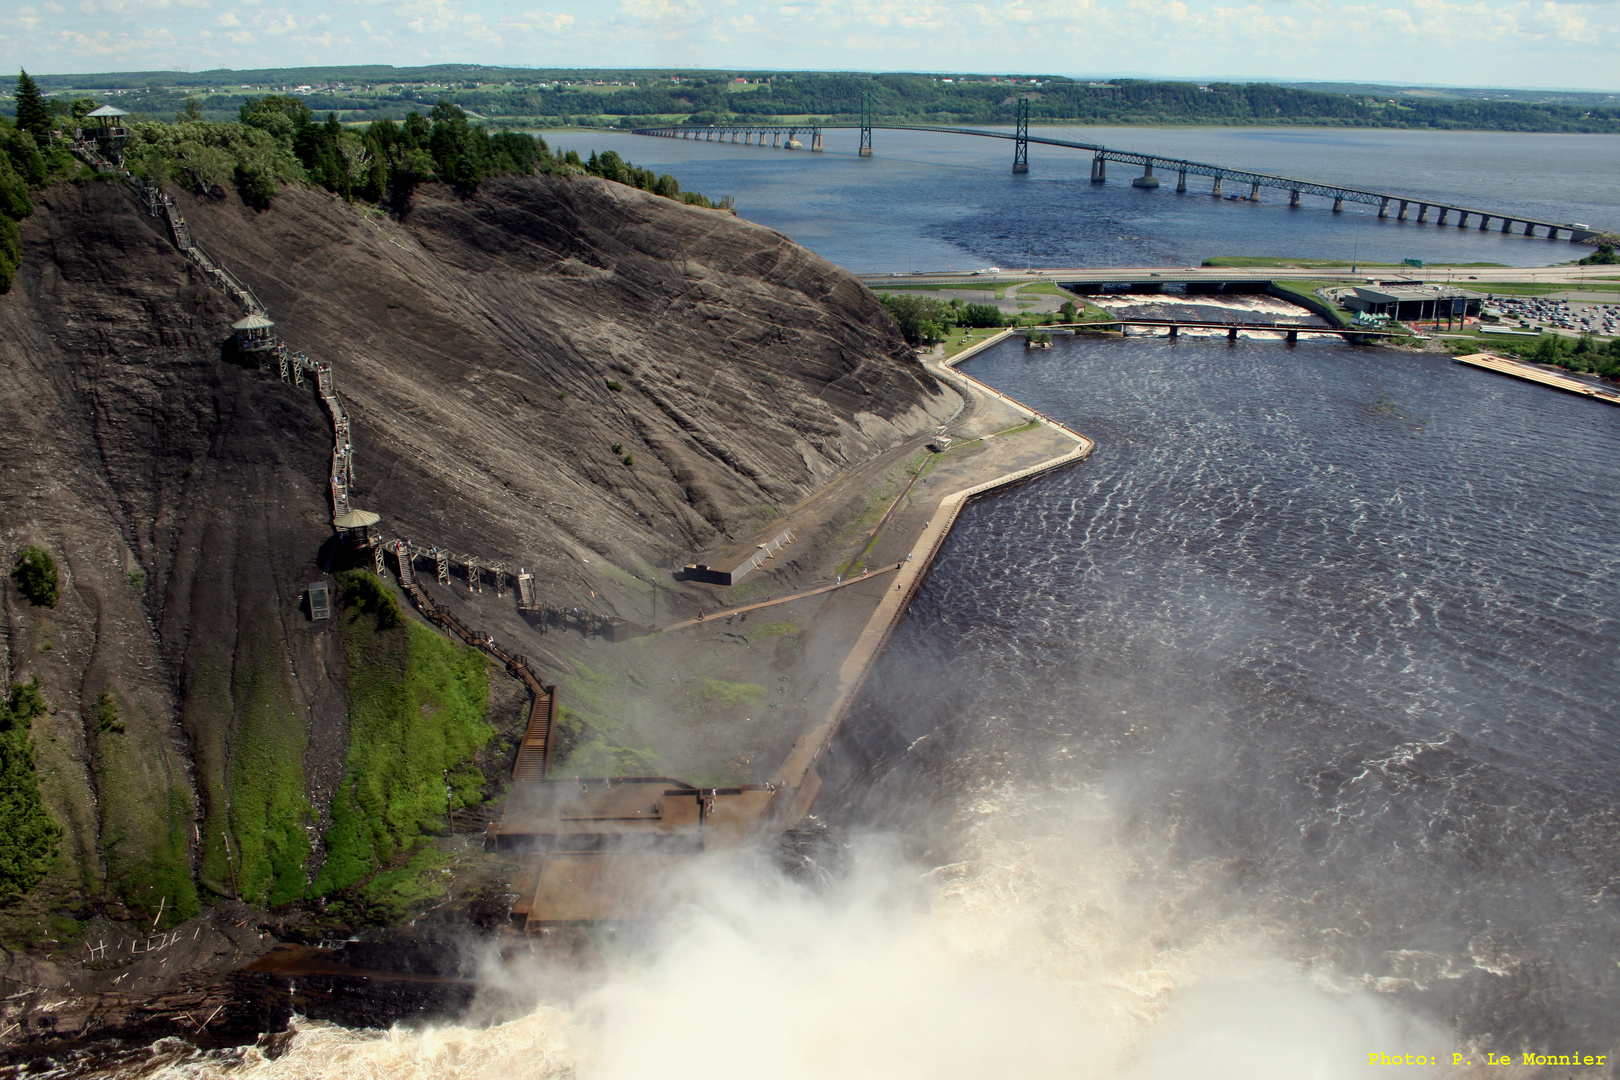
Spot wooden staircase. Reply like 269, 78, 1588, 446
512, 684, 557, 782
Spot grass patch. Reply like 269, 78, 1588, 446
312, 573, 492, 905
551, 660, 657, 776
698, 679, 766, 708
1202, 256, 1507, 268
1013, 281, 1069, 296
721, 580, 770, 604
1270, 279, 1367, 329
1457, 282, 1620, 296
745, 619, 799, 640
871, 283, 1003, 294
221, 618, 310, 908
943, 327, 1009, 359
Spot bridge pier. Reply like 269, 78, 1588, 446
1227, 327, 1239, 341
1546, 226, 1559, 241
744, 131, 752, 145
1249, 182, 1260, 201
1417, 204, 1429, 222
1456, 211, 1468, 227
1398, 200, 1409, 220
1379, 197, 1390, 218
1211, 176, 1222, 197
1176, 170, 1187, 193
1290, 190, 1301, 207
1501, 218, 1514, 233
1333, 196, 1344, 212
773, 132, 781, 148
1478, 214, 1491, 230
1167, 324, 1178, 338
1437, 208, 1449, 225
1091, 154, 1106, 182
1132, 160, 1159, 188
811, 130, 823, 152
1286, 329, 1299, 345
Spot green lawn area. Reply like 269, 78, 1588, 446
1203, 256, 1508, 269
942, 327, 1010, 358
1270, 279, 1365, 328
1457, 282, 1620, 296
874, 283, 1006, 298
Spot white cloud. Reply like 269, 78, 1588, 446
0, 0, 1615, 90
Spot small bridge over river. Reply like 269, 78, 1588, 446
1092, 319, 1396, 342
634, 99, 1601, 245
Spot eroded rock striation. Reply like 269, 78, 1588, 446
0, 172, 954, 959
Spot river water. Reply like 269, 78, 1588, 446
547, 126, 1620, 272
824, 335, 1620, 1060
121, 131, 1618, 1077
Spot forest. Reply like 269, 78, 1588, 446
10, 67, 1619, 134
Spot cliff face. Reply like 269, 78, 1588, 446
0, 173, 955, 926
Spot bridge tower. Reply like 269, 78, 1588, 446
859, 92, 873, 157
1012, 97, 1030, 173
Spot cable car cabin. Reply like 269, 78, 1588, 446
308, 581, 331, 621
232, 313, 278, 354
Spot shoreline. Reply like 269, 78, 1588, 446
768, 329, 1095, 816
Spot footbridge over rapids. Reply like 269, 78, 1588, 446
633, 112, 1603, 245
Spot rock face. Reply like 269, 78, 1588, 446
0, 173, 955, 931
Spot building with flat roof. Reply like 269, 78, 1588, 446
1345, 285, 1480, 322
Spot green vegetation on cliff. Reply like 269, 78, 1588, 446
0, 72, 63, 292
0, 681, 61, 900
89, 687, 198, 925
223, 622, 311, 907
117, 95, 726, 211
312, 574, 491, 914
20, 66, 1618, 134
10, 545, 58, 606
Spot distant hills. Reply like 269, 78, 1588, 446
6, 67, 1618, 134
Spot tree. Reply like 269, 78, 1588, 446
960, 302, 1006, 328
0, 679, 61, 900
176, 98, 206, 123
11, 546, 59, 606
239, 95, 312, 144
0, 216, 19, 294
14, 71, 51, 146
1060, 300, 1078, 321
0, 149, 32, 220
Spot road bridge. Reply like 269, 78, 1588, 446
632, 120, 1602, 244
1089, 318, 1395, 342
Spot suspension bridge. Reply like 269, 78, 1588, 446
634, 97, 1601, 244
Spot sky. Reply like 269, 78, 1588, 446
1, 0, 1617, 92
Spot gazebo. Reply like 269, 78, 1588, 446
334, 508, 383, 567
334, 508, 380, 538
83, 105, 130, 163
231, 313, 277, 354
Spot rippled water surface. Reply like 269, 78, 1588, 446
825, 335, 1620, 1049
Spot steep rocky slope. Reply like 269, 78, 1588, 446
0, 172, 955, 931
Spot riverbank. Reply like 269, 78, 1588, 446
768, 331, 1094, 810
